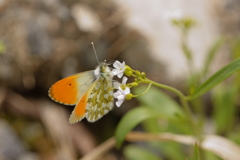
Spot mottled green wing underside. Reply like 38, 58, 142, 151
85, 76, 114, 122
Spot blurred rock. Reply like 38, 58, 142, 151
0, 120, 25, 159
27, 18, 52, 59
216, 0, 240, 36
42, 0, 71, 20
71, 3, 103, 34
0, 0, 8, 15
18, 153, 40, 160
114, 0, 220, 79
0, 120, 40, 160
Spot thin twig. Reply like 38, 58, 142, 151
126, 132, 240, 160
80, 137, 116, 160
0, 86, 7, 108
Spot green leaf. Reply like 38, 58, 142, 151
134, 86, 185, 120
142, 118, 162, 133
212, 84, 237, 134
124, 145, 162, 160
0, 41, 6, 54
192, 143, 200, 160
115, 86, 190, 148
202, 38, 224, 77
135, 86, 191, 134
190, 57, 240, 99
232, 38, 240, 59
228, 126, 240, 145
204, 151, 221, 160
154, 142, 186, 160
115, 107, 164, 148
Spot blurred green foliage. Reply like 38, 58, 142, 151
115, 16, 240, 160
124, 145, 161, 160
212, 84, 237, 134
192, 143, 200, 160
0, 41, 6, 54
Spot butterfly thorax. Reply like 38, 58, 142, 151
94, 62, 113, 79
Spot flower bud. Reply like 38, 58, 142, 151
124, 70, 133, 77
141, 72, 146, 78
134, 78, 141, 83
125, 65, 132, 71
125, 93, 133, 100
135, 70, 141, 76
131, 82, 138, 87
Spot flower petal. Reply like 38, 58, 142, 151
117, 72, 124, 78
112, 69, 119, 75
113, 90, 122, 98
113, 61, 122, 68
117, 95, 125, 100
123, 87, 130, 94
116, 100, 124, 107
122, 76, 128, 85
113, 81, 120, 89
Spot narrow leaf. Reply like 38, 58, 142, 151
192, 143, 200, 160
202, 38, 224, 77
115, 107, 163, 148
190, 57, 240, 99
212, 84, 238, 134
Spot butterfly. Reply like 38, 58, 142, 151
48, 61, 114, 124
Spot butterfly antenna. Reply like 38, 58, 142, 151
91, 42, 100, 65
107, 60, 115, 65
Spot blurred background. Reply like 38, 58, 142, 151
0, 0, 240, 160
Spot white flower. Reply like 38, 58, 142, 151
113, 77, 130, 107
112, 61, 125, 78
113, 76, 128, 89
114, 87, 130, 107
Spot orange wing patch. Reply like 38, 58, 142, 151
69, 80, 98, 124
49, 74, 82, 105
75, 93, 88, 116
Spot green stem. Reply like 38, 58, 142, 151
133, 83, 152, 97
143, 79, 185, 100
143, 78, 198, 137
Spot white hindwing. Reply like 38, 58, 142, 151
85, 75, 114, 122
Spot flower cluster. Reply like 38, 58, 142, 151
111, 60, 147, 107
111, 61, 129, 107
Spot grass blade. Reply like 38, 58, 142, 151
190, 57, 240, 99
